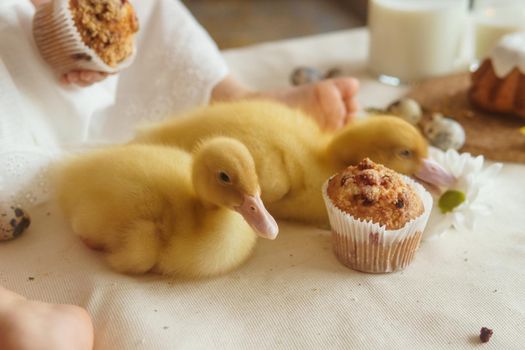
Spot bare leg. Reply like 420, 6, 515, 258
211, 75, 360, 131
0, 286, 94, 350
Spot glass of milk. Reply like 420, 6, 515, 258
368, 0, 469, 85
472, 0, 525, 61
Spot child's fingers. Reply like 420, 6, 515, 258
94, 72, 109, 81
79, 71, 108, 84
79, 71, 95, 83
59, 75, 69, 85
61, 70, 109, 87
75, 80, 93, 87
64, 71, 81, 85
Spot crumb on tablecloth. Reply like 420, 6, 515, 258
480, 327, 493, 343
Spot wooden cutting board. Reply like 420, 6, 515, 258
406, 73, 525, 164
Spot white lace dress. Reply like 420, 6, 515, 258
0, 0, 228, 216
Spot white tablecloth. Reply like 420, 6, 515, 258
1, 29, 524, 350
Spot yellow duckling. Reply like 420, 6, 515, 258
134, 100, 453, 225
54, 138, 278, 278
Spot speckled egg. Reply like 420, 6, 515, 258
423, 113, 466, 151
290, 67, 323, 86
387, 98, 423, 125
0, 206, 31, 241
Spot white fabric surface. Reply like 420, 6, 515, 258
0, 0, 227, 207
1, 23, 524, 350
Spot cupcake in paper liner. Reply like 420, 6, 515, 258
322, 158, 433, 273
33, 0, 139, 76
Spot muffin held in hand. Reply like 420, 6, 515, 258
322, 158, 432, 273
33, 0, 139, 75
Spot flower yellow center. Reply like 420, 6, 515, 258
438, 190, 466, 214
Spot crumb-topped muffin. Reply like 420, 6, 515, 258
33, 0, 139, 74
327, 158, 424, 230
322, 158, 432, 273
71, 0, 139, 67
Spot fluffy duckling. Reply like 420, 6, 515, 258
134, 100, 453, 225
327, 115, 427, 176
54, 138, 278, 278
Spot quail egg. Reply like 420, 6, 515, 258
0, 205, 31, 241
387, 98, 423, 125
423, 113, 466, 151
290, 67, 324, 86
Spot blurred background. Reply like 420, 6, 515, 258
183, 0, 368, 49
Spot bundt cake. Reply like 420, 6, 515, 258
469, 32, 525, 119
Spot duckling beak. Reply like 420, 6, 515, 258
415, 158, 456, 188
234, 194, 279, 240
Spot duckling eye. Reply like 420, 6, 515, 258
218, 171, 231, 184
399, 149, 413, 158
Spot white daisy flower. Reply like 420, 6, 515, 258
423, 148, 502, 239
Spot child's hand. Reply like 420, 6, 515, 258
32, 0, 110, 87
60, 70, 110, 87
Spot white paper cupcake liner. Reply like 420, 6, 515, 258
32, 0, 136, 75
322, 176, 433, 273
